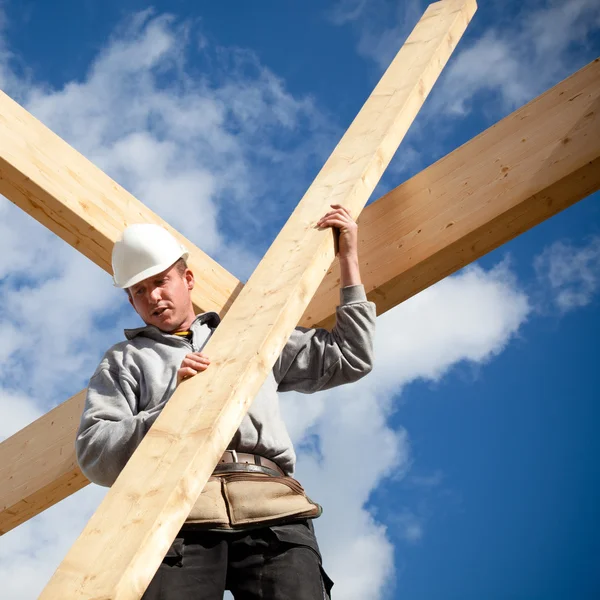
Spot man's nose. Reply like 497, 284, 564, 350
148, 286, 162, 303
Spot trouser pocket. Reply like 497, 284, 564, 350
270, 521, 334, 599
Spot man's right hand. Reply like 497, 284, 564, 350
177, 352, 210, 385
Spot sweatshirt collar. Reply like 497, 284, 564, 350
124, 311, 221, 341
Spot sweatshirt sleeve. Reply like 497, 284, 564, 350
273, 284, 376, 393
75, 365, 162, 487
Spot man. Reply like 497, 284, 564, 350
76, 204, 375, 599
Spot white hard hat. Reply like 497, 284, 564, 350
112, 224, 189, 289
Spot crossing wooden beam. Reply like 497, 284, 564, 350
305, 56, 600, 328
36, 1, 477, 597
2, 55, 599, 538
0, 91, 242, 317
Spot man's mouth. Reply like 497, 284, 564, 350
152, 307, 169, 317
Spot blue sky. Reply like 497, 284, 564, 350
0, 1, 599, 599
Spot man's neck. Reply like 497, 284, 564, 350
176, 311, 197, 332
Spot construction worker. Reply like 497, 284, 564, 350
76, 204, 375, 599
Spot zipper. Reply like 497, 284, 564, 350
168, 334, 193, 351
168, 323, 215, 353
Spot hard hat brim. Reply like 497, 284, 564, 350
113, 251, 190, 289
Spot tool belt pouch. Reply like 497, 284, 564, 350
186, 473, 322, 528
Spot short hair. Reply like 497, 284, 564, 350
174, 257, 188, 276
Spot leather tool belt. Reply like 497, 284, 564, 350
214, 450, 285, 477
185, 451, 321, 529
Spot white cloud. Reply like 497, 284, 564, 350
374, 262, 530, 388
328, 0, 370, 26
328, 0, 600, 181
530, 0, 600, 56
331, 0, 600, 114
404, 470, 444, 489
394, 509, 425, 543
0, 389, 42, 440
436, 30, 531, 114
534, 236, 600, 313
435, 0, 600, 115
327, 0, 423, 71
0, 485, 108, 599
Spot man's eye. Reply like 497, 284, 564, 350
135, 288, 144, 296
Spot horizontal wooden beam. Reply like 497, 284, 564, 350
304, 57, 600, 329
2, 55, 598, 537
39, 2, 476, 596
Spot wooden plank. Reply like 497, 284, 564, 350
0, 392, 88, 535
304, 57, 600, 329
0, 93, 242, 317
38, 2, 476, 597
2, 54, 598, 539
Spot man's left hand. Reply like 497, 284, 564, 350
317, 204, 361, 287
317, 204, 358, 260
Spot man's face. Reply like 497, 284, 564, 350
128, 263, 195, 332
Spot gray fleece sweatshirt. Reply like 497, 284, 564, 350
76, 285, 375, 487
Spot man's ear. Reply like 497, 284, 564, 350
127, 291, 135, 308
186, 269, 195, 291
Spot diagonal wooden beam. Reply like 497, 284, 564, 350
38, 2, 477, 596
0, 391, 87, 535
2, 55, 598, 538
0, 92, 243, 317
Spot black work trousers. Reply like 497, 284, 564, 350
143, 520, 333, 599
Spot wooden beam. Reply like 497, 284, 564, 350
0, 92, 243, 317
2, 55, 598, 538
304, 57, 600, 329
0, 391, 87, 535
38, 2, 476, 597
